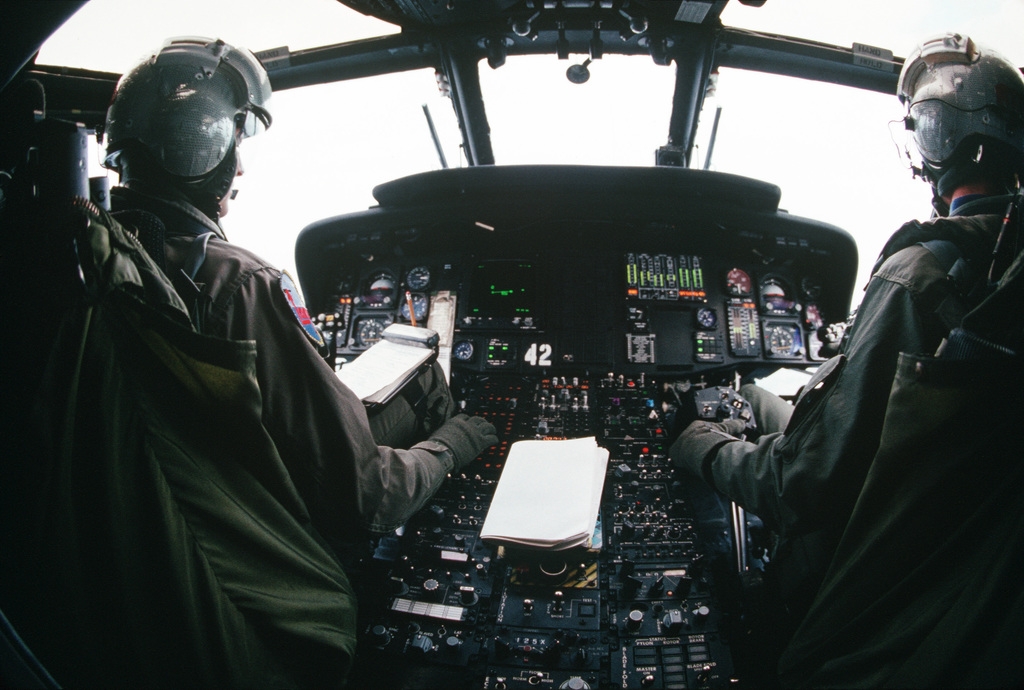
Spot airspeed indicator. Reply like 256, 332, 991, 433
405, 266, 431, 291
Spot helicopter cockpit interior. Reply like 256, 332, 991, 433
3, 1, 1022, 688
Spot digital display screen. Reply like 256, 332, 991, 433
469, 261, 536, 319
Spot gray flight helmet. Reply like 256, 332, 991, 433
104, 36, 272, 179
898, 33, 1024, 196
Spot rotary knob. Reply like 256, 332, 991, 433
459, 585, 479, 606
369, 624, 391, 646
422, 578, 443, 601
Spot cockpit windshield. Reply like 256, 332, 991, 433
482, 54, 676, 167
37, 0, 1024, 294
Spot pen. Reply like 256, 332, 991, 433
405, 290, 417, 327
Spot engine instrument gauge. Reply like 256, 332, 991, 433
453, 340, 475, 362
405, 266, 431, 291
725, 268, 752, 296
355, 317, 389, 348
400, 292, 429, 322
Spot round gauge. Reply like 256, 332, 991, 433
696, 307, 718, 329
766, 324, 796, 356
405, 266, 432, 292
355, 318, 388, 348
453, 340, 475, 362
801, 275, 823, 301
360, 271, 396, 308
400, 292, 429, 322
725, 268, 753, 296
760, 276, 797, 314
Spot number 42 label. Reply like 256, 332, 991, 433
524, 342, 553, 367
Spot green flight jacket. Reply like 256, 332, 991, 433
1, 199, 357, 687
778, 214, 1024, 687
670, 197, 1007, 624
777, 351, 1024, 688
112, 184, 469, 545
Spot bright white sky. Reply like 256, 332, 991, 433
39, 0, 1024, 308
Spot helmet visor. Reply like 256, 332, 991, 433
910, 100, 969, 165
236, 109, 267, 140
223, 44, 273, 130
911, 98, 1023, 168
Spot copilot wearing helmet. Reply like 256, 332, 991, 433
668, 33, 1024, 681
898, 32, 1024, 214
103, 38, 497, 569
103, 37, 272, 220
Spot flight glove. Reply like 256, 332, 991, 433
429, 413, 498, 470
669, 416, 747, 480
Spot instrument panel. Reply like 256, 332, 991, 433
295, 166, 858, 688
298, 167, 856, 381
312, 248, 839, 376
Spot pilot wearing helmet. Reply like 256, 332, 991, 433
669, 31, 1024, 673
103, 38, 497, 554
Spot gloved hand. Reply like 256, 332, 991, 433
688, 416, 748, 439
428, 413, 498, 470
664, 384, 759, 440
669, 416, 748, 478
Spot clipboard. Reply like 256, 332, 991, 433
336, 324, 440, 407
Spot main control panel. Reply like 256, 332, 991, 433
345, 372, 748, 689
295, 167, 857, 688
312, 247, 835, 377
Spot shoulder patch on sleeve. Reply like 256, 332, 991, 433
279, 271, 325, 348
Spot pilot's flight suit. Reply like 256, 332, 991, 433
669, 195, 1009, 635
111, 183, 493, 548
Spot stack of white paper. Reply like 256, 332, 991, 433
480, 437, 609, 551
336, 325, 437, 405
